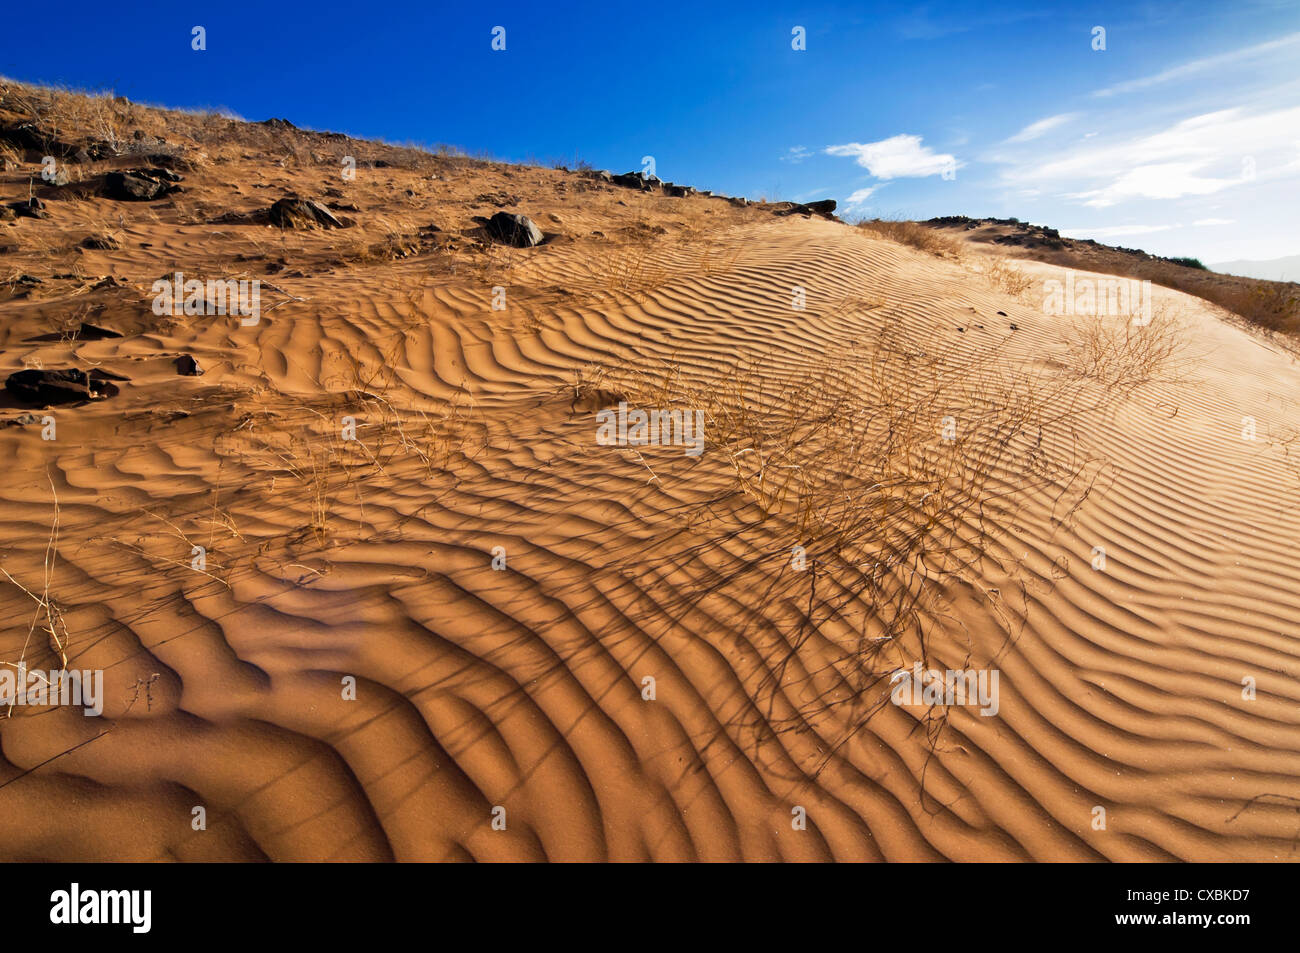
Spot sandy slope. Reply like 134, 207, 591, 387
2, 140, 1299, 861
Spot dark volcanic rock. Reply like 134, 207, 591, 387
103, 168, 184, 201
80, 233, 121, 250
8, 197, 48, 219
4, 368, 121, 405
775, 199, 837, 219
802, 199, 837, 218
25, 323, 122, 343
269, 197, 346, 229
175, 355, 203, 376
484, 212, 544, 248
611, 171, 662, 192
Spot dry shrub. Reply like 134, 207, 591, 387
858, 219, 965, 260
1063, 301, 1187, 394
982, 257, 1035, 297
568, 311, 1184, 749
0, 81, 129, 154
1211, 282, 1300, 335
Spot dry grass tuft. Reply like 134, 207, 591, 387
858, 219, 965, 260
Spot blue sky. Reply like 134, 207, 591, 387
4, 0, 1298, 261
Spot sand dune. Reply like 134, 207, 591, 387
2, 93, 1299, 862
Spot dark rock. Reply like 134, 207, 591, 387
80, 233, 121, 250
611, 171, 662, 192
268, 197, 346, 229
103, 168, 183, 201
175, 355, 203, 376
73, 142, 114, 162
25, 323, 122, 343
484, 212, 544, 248
4, 368, 121, 405
663, 183, 696, 198
775, 199, 837, 219
9, 197, 48, 219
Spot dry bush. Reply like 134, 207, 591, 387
1211, 281, 1300, 336
1063, 302, 1187, 394
574, 225, 672, 301
566, 309, 1185, 748
982, 257, 1035, 298
573, 326, 1100, 657
0, 80, 129, 155
858, 218, 965, 260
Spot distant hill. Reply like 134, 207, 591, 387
920, 216, 1300, 336
1209, 255, 1300, 283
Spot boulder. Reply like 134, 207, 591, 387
611, 171, 662, 192
484, 212, 544, 248
9, 197, 48, 219
663, 183, 696, 198
175, 355, 203, 376
103, 168, 183, 201
774, 199, 837, 219
80, 233, 121, 250
268, 197, 346, 229
4, 368, 121, 404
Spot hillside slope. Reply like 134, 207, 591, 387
2, 85, 1299, 861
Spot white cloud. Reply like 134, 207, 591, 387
995, 106, 1300, 207
825, 135, 961, 179
1093, 32, 1300, 98
781, 146, 812, 163
1193, 218, 1234, 226
842, 186, 881, 210
1004, 113, 1079, 144
1059, 224, 1177, 239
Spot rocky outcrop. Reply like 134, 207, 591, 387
103, 168, 184, 201
4, 368, 122, 404
268, 197, 347, 229
611, 171, 662, 192
484, 212, 544, 248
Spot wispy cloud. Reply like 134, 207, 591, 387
1059, 224, 1177, 239
841, 186, 883, 212
780, 146, 812, 164
1093, 31, 1300, 97
1004, 113, 1079, 144
994, 106, 1300, 207
825, 135, 960, 179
